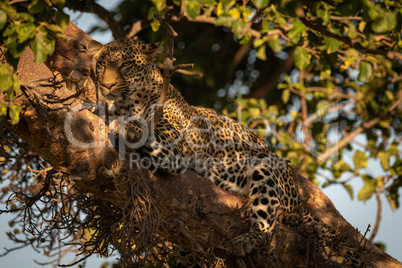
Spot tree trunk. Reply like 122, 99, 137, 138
2, 22, 401, 267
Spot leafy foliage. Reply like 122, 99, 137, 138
0, 0, 401, 266
136, 0, 401, 212
0, 0, 69, 124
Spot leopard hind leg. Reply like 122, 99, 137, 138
230, 166, 282, 256
249, 167, 282, 232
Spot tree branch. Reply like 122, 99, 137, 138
69, 0, 124, 39
296, 6, 402, 61
152, 14, 194, 129
317, 117, 381, 162
3, 21, 401, 268
299, 70, 310, 148
369, 188, 382, 242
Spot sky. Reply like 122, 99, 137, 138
0, 1, 401, 267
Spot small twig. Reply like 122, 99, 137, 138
69, 0, 124, 39
368, 190, 382, 242
170, 63, 194, 73
317, 117, 381, 162
299, 71, 310, 148
296, 5, 402, 61
369, 176, 386, 242
151, 14, 194, 130
0, 168, 55, 214
19, 86, 67, 148
8, 0, 28, 4
359, 224, 371, 247
156, 63, 203, 77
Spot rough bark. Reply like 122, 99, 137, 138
2, 22, 401, 267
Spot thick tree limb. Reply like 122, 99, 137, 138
2, 22, 401, 267
68, 0, 124, 39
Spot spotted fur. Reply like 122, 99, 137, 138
86, 38, 362, 265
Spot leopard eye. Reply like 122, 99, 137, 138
98, 60, 106, 67
121, 61, 133, 69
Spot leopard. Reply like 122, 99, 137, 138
86, 38, 363, 266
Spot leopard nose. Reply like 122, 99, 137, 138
102, 82, 117, 89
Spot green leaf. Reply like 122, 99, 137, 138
239, 32, 251, 44
17, 22, 36, 43
319, 56, 331, 80
258, 99, 267, 110
322, 181, 332, 188
220, 0, 235, 13
55, 10, 70, 29
293, 46, 311, 70
281, 89, 290, 104
43, 23, 65, 39
203, 0, 216, 8
316, 100, 330, 116
377, 152, 389, 170
357, 61, 373, 82
54, 0, 66, 9
288, 20, 306, 44
385, 90, 394, 101
253, 38, 266, 48
387, 177, 401, 210
0, 2, 18, 20
0, 10, 7, 30
334, 159, 351, 173
0, 73, 13, 93
371, 12, 397, 34
336, 256, 345, 264
151, 0, 166, 12
30, 27, 55, 64
323, 35, 341, 54
241, 6, 253, 22
362, 0, 378, 20
0, 103, 6, 121
268, 37, 282, 52
6, 34, 26, 58
358, 21, 366, 32
336, 1, 361, 17
352, 150, 368, 170
316, 8, 330, 26
12, 73, 20, 93
232, 20, 246, 39
249, 107, 260, 117
18, 12, 34, 22
253, 0, 269, 9
357, 175, 377, 201
9, 104, 21, 124
261, 19, 270, 33
373, 243, 386, 251
256, 44, 267, 60
3, 23, 17, 36
28, 0, 45, 14
150, 17, 160, 32
215, 15, 233, 26
342, 183, 354, 200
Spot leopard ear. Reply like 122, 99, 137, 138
141, 42, 163, 59
86, 40, 104, 58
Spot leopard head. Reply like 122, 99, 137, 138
86, 38, 162, 100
